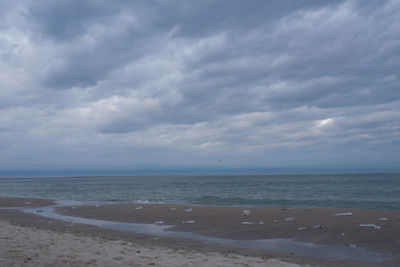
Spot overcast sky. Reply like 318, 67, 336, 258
0, 0, 399, 174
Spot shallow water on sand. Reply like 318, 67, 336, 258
21, 203, 395, 264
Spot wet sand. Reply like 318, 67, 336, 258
57, 202, 400, 255
1, 197, 400, 266
0, 197, 54, 207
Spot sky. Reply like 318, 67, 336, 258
0, 0, 399, 175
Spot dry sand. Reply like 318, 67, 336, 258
0, 220, 299, 267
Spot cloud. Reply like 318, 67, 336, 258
0, 0, 399, 172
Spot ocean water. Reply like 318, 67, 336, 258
1, 173, 399, 210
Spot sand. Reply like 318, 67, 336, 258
0, 220, 298, 267
0, 197, 54, 208
57, 203, 400, 256
1, 197, 400, 266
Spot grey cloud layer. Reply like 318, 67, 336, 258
0, 0, 399, 171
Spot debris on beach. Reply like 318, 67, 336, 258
284, 217, 295, 222
379, 217, 389, 222
333, 212, 352, 216
135, 206, 143, 210
297, 226, 307, 230
241, 221, 255, 225
24, 202, 31, 205
241, 209, 251, 216
95, 204, 100, 208
154, 220, 164, 225
359, 223, 382, 230
349, 244, 357, 248
169, 208, 177, 211
184, 208, 192, 212
273, 219, 278, 223
312, 224, 327, 229
258, 221, 264, 225
182, 220, 196, 224
341, 232, 345, 236
71, 206, 77, 209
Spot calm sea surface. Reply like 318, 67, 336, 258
0, 174, 399, 210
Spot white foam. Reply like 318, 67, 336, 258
134, 206, 143, 210
312, 224, 327, 229
241, 209, 251, 216
359, 224, 382, 230
134, 200, 165, 204
182, 220, 196, 224
333, 212, 352, 216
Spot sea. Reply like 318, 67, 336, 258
0, 173, 399, 210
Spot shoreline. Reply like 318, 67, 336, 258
1, 197, 400, 266
56, 202, 400, 252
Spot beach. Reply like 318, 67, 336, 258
1, 197, 399, 266
1, 220, 300, 267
